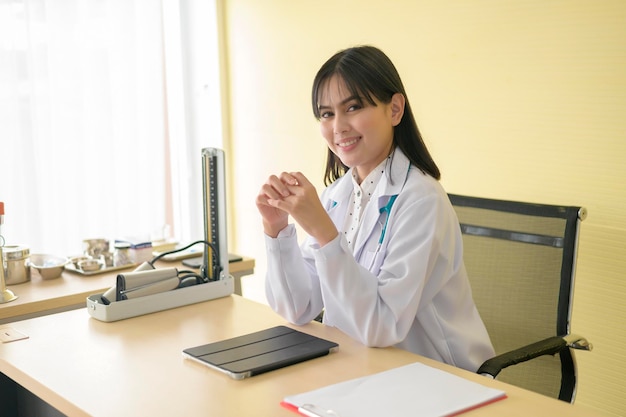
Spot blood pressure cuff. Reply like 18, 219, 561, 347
100, 267, 179, 304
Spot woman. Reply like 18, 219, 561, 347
256, 45, 494, 372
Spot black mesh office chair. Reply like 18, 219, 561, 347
448, 194, 592, 402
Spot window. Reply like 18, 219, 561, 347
0, 0, 223, 257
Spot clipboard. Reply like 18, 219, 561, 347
281, 362, 506, 417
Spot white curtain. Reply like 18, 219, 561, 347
162, 0, 226, 249
0, 0, 222, 257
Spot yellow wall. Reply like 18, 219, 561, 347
221, 1, 626, 415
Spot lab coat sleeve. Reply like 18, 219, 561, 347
264, 224, 324, 324
313, 191, 458, 348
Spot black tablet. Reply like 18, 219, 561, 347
183, 326, 338, 379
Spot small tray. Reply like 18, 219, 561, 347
65, 262, 138, 276
86, 275, 234, 322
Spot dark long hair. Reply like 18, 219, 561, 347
312, 45, 440, 185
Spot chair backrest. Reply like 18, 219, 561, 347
448, 194, 586, 401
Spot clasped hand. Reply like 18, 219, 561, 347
256, 171, 338, 246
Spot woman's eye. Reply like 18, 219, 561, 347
320, 111, 333, 118
347, 104, 362, 112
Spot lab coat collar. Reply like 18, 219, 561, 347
376, 148, 412, 199
325, 148, 412, 256
326, 147, 411, 207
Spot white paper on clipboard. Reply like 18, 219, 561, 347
282, 362, 506, 417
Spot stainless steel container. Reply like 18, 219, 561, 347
3, 244, 31, 285
83, 238, 110, 257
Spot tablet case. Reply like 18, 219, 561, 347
183, 326, 339, 379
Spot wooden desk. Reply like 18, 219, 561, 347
0, 257, 255, 324
0, 295, 608, 417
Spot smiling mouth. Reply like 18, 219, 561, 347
337, 137, 360, 147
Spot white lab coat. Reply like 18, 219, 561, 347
264, 149, 495, 372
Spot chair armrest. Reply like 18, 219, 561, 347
477, 334, 592, 378
563, 333, 593, 351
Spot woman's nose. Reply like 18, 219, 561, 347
333, 114, 349, 135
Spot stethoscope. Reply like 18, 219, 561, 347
367, 164, 411, 270
377, 194, 398, 245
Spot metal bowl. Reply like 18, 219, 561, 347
29, 254, 69, 280
78, 259, 103, 272
69, 255, 89, 269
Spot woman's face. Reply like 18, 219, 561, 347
317, 75, 403, 182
